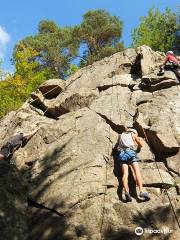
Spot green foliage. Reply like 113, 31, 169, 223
38, 20, 59, 33
132, 8, 179, 52
14, 43, 53, 82
13, 20, 79, 79
74, 10, 124, 65
2, 10, 124, 119
80, 43, 124, 66
0, 75, 23, 118
13, 11, 124, 77
0, 45, 54, 118
65, 64, 79, 77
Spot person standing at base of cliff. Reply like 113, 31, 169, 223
159, 51, 180, 80
117, 128, 150, 202
0, 128, 39, 162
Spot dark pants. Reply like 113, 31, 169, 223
164, 63, 180, 81
0, 143, 13, 160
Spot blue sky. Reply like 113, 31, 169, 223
0, 0, 179, 72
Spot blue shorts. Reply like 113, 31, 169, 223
117, 149, 140, 165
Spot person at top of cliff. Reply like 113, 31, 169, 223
117, 128, 150, 202
0, 128, 39, 161
159, 51, 180, 80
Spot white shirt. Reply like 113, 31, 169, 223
118, 132, 135, 150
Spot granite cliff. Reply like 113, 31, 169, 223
0, 45, 180, 240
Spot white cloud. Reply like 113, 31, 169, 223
0, 26, 10, 59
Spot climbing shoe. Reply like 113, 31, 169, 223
125, 192, 132, 202
139, 192, 150, 201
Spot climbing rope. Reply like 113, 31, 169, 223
4, 75, 78, 138
114, 71, 123, 128
139, 118, 180, 229
29, 64, 97, 116
2, 57, 180, 231
114, 57, 135, 129
99, 63, 114, 238
11, 69, 87, 119
2, 84, 63, 140
112, 64, 180, 229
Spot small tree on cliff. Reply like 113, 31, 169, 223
73, 9, 124, 66
131, 8, 179, 52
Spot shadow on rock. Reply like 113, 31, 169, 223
0, 161, 28, 240
28, 207, 71, 240
24, 137, 90, 240
103, 205, 180, 240
112, 142, 139, 203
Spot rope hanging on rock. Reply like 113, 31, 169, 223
140, 120, 180, 229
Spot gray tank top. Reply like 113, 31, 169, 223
118, 132, 135, 150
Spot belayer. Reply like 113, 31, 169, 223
117, 128, 150, 202
159, 51, 180, 80
0, 128, 39, 161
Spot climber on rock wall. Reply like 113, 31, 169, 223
117, 128, 150, 202
0, 128, 39, 161
159, 51, 180, 80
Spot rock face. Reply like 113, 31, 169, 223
0, 161, 28, 240
0, 45, 180, 240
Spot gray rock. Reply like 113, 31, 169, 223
38, 78, 65, 98
137, 45, 164, 76
0, 161, 28, 240
136, 92, 153, 105
166, 153, 180, 175
0, 45, 180, 239
141, 71, 179, 92
141, 162, 175, 187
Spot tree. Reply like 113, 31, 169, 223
14, 43, 53, 80
13, 11, 124, 77
1, 11, 124, 118
13, 20, 79, 79
0, 73, 24, 118
73, 9, 124, 66
132, 8, 179, 52
0, 44, 54, 119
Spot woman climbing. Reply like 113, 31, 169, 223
159, 51, 180, 80
117, 128, 150, 202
